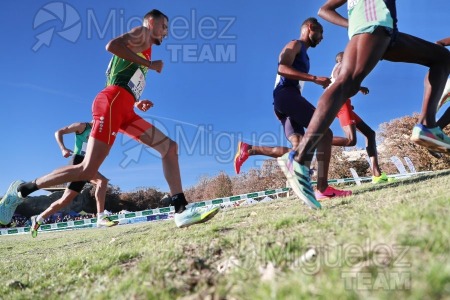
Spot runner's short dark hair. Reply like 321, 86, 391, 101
144, 9, 169, 22
302, 17, 321, 29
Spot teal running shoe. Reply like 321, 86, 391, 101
277, 151, 321, 209
30, 216, 42, 238
410, 124, 450, 153
174, 205, 220, 228
0, 180, 25, 225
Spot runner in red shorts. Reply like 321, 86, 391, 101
332, 51, 392, 183
0, 9, 218, 228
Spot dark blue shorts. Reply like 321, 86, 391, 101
273, 86, 315, 139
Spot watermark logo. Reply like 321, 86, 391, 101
31, 3, 236, 62
117, 116, 288, 169
166, 9, 237, 63
32, 2, 142, 52
341, 270, 411, 291
119, 118, 171, 168
32, 2, 81, 52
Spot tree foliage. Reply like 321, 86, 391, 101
84, 184, 165, 211
119, 186, 165, 210
184, 171, 233, 201
377, 113, 450, 171
232, 159, 285, 196
323, 146, 370, 181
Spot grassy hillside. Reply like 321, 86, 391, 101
1, 171, 449, 299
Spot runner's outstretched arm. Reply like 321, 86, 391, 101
318, 0, 348, 28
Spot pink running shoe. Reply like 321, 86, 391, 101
234, 142, 250, 174
315, 186, 352, 201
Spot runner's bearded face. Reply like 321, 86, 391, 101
309, 25, 324, 48
151, 17, 168, 45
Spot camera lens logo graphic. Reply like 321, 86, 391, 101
33, 2, 81, 52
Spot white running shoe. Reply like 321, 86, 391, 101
174, 205, 219, 228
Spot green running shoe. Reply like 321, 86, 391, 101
174, 205, 219, 228
372, 172, 395, 184
30, 216, 42, 238
0, 180, 25, 225
277, 151, 321, 209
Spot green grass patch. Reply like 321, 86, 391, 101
0, 171, 449, 299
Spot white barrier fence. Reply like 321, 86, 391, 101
1, 166, 434, 237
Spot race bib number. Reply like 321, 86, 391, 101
128, 68, 146, 100
348, 0, 360, 10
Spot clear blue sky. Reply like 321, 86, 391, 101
1, 0, 449, 195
